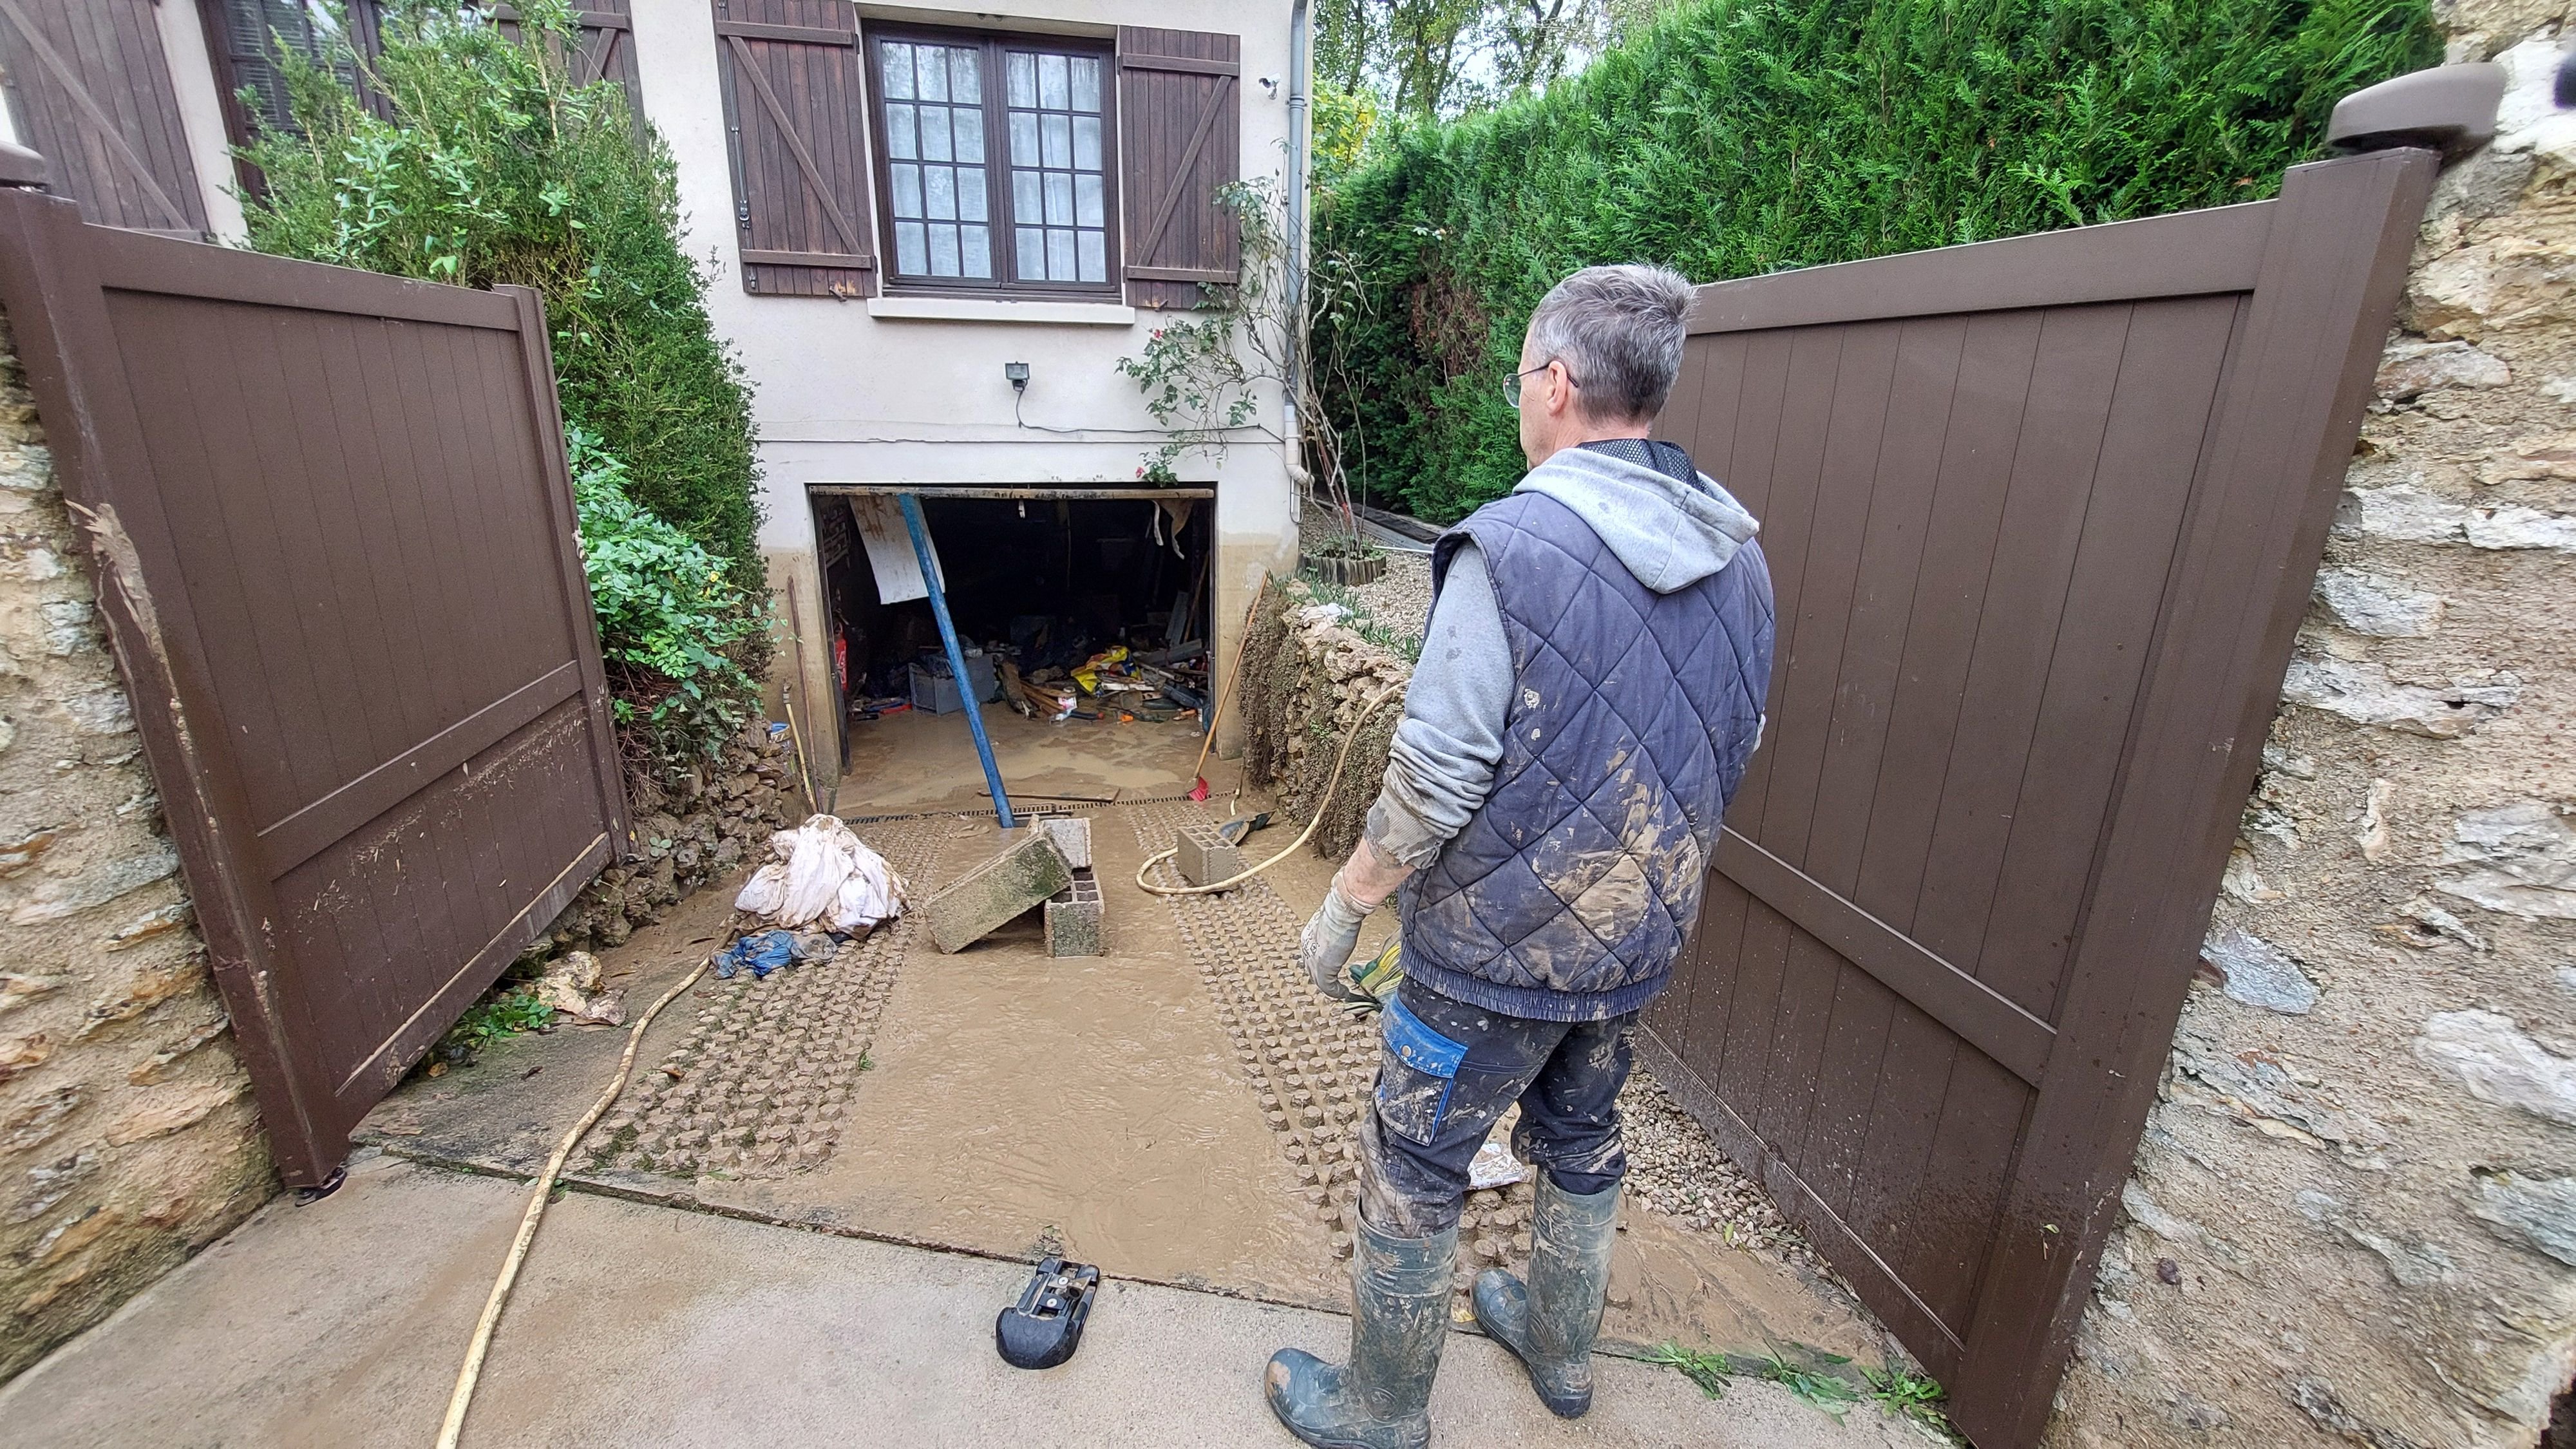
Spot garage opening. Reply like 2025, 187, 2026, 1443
812, 486, 1217, 812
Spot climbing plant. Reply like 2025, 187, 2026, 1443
1314, 0, 2440, 522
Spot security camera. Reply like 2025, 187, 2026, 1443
1258, 75, 1281, 97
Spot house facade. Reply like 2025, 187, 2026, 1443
0, 0, 1305, 764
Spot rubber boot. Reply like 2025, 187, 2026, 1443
1264, 1215, 1459, 1449
1472, 1174, 1619, 1417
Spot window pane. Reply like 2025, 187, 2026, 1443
1012, 169, 1041, 222
891, 163, 922, 218
1007, 52, 1036, 108
950, 48, 980, 100
885, 103, 917, 160
1042, 113, 1070, 169
1072, 115, 1101, 171
959, 167, 988, 221
962, 225, 992, 278
1016, 226, 1045, 279
1077, 230, 1105, 283
929, 223, 960, 276
920, 106, 952, 162
952, 108, 984, 163
1046, 227, 1075, 280
1070, 56, 1100, 112
917, 46, 949, 102
1043, 171, 1072, 226
1074, 173, 1103, 228
895, 220, 927, 274
880, 43, 914, 99
925, 166, 956, 220
1009, 112, 1038, 167
1038, 53, 1068, 109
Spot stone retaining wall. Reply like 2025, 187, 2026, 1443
2044, 15, 2576, 1448
0, 314, 270, 1383
1238, 576, 1414, 863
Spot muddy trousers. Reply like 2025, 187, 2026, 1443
1356, 976, 1638, 1238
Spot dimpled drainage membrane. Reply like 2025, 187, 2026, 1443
590, 817, 959, 1180
1128, 801, 1542, 1316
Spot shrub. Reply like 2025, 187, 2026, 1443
567, 425, 763, 786
1314, 0, 2439, 522
237, 0, 766, 598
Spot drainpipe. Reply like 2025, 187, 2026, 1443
1281, 0, 1313, 499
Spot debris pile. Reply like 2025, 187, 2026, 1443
923, 816, 1101, 958
719, 815, 907, 981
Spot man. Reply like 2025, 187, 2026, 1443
1264, 264, 1776, 1449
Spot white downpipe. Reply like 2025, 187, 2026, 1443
1282, 0, 1314, 497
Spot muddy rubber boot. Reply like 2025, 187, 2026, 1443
1472, 1174, 1618, 1417
1263, 1215, 1459, 1449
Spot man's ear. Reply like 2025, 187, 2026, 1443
1548, 359, 1576, 416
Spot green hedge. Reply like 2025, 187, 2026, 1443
1314, 0, 2438, 522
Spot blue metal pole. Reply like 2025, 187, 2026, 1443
898, 492, 1015, 829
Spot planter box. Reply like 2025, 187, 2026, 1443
1302, 550, 1386, 587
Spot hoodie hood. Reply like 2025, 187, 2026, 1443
1513, 442, 1758, 593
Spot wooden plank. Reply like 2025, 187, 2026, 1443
713, 19, 848, 44
741, 247, 876, 269
1119, 52, 1240, 75
90, 226, 521, 327
1687, 199, 2273, 336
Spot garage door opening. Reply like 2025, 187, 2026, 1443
812, 487, 1218, 813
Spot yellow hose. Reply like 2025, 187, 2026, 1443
436, 953, 713, 1448
1136, 679, 1408, 896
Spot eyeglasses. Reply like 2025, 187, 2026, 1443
1503, 358, 1578, 408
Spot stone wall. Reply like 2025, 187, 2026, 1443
2046, 15, 2576, 1449
1238, 575, 1414, 862
0, 314, 271, 1383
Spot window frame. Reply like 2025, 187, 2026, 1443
863, 23, 1122, 300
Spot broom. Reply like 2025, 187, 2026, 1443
1190, 575, 1267, 802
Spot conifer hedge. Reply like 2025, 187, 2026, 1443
1314, 0, 2439, 522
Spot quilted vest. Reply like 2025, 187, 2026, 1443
1396, 475, 1776, 1023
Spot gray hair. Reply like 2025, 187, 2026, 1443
1525, 263, 1694, 421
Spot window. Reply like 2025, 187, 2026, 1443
870, 30, 1117, 295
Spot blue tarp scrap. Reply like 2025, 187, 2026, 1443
712, 929, 845, 981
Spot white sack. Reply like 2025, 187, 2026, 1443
734, 862, 790, 916
757, 814, 908, 931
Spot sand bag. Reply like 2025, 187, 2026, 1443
741, 814, 907, 930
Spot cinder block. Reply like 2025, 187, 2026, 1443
924, 829, 1072, 952
1045, 867, 1103, 958
1175, 825, 1245, 889
1036, 815, 1092, 871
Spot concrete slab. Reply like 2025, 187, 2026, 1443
0, 1155, 1918, 1448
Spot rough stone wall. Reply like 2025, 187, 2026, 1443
0, 314, 271, 1383
2047, 17, 2576, 1449
1239, 576, 1411, 861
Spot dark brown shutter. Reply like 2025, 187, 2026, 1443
494, 3, 641, 102
710, 0, 877, 298
0, 0, 207, 234
1115, 26, 1238, 309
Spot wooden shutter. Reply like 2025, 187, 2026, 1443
1116, 26, 1238, 309
495, 3, 641, 102
0, 0, 207, 234
711, 0, 876, 298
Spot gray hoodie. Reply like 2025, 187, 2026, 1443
1363, 439, 1761, 867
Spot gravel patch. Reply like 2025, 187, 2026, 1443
1619, 1070, 1833, 1280
1303, 501, 1434, 643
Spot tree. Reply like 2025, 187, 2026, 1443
1319, 0, 1613, 117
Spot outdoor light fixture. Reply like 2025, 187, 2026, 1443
1005, 361, 1031, 393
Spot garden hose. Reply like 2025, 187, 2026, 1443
1137, 678, 1408, 897
436, 952, 714, 1448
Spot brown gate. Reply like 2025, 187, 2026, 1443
1642, 147, 2434, 1446
0, 185, 627, 1188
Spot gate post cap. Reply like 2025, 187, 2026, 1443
2329, 63, 2507, 157
0, 142, 48, 189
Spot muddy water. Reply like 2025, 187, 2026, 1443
840, 707, 1240, 814
702, 813, 1343, 1305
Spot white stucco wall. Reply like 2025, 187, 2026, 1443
629, 0, 1304, 758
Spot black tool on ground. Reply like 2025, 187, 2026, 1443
996, 1257, 1100, 1370
1217, 812, 1271, 846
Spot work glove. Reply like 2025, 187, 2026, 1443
1299, 885, 1372, 1003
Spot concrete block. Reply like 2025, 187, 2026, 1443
1036, 815, 1092, 871
1045, 867, 1103, 958
923, 830, 1072, 953
1175, 826, 1246, 889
